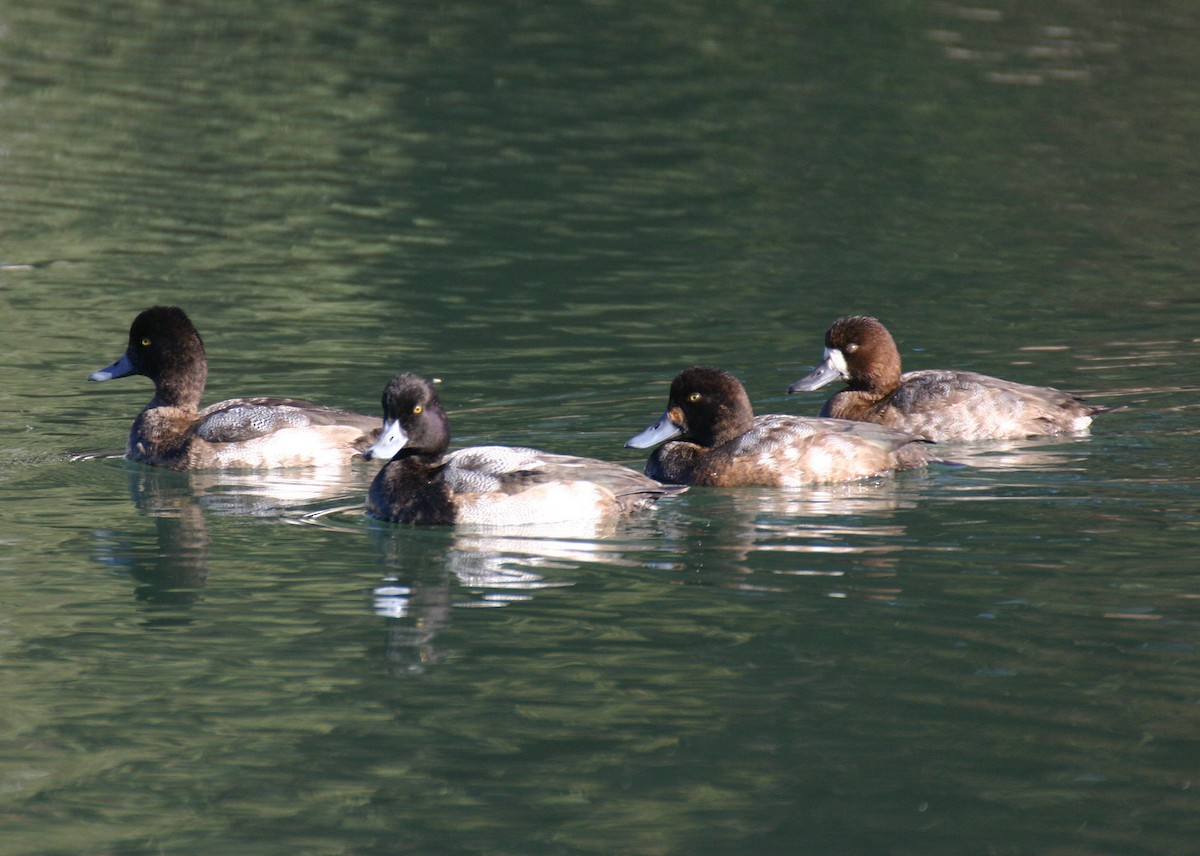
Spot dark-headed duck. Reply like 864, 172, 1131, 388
788, 315, 1107, 442
89, 306, 380, 469
626, 366, 933, 487
362, 373, 684, 525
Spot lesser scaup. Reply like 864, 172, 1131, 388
88, 306, 380, 469
788, 315, 1108, 442
362, 373, 684, 525
626, 366, 933, 487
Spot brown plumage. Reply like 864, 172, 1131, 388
89, 306, 379, 469
627, 366, 934, 487
789, 315, 1109, 442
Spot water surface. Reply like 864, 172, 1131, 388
2, 1, 1199, 853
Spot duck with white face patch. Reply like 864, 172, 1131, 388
363, 373, 685, 526
789, 315, 1110, 443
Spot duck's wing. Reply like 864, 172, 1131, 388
737, 414, 925, 453
437, 446, 539, 494
443, 446, 683, 503
527, 451, 686, 502
441, 446, 594, 494
891, 371, 1100, 437
194, 397, 379, 443
718, 414, 935, 482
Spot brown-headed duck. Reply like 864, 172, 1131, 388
626, 366, 933, 487
362, 373, 685, 525
788, 315, 1108, 442
89, 306, 380, 469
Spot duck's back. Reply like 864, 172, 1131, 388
195, 397, 376, 441
657, 414, 931, 488
443, 446, 680, 523
172, 397, 380, 468
869, 370, 1099, 441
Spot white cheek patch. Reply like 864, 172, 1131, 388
825, 347, 850, 377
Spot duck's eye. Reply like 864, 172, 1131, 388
845, 343, 859, 353
688, 392, 702, 403
140, 338, 151, 347
413, 405, 423, 415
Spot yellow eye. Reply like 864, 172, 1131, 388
413, 405, 423, 415
140, 338, 151, 347
688, 392, 701, 403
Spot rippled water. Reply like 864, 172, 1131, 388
2, 1, 1200, 853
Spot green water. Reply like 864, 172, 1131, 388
2, 1, 1199, 853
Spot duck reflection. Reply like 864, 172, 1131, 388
93, 464, 211, 604
635, 476, 936, 606
363, 515, 674, 674
95, 460, 373, 604
936, 435, 1098, 473
365, 476, 930, 662
664, 477, 923, 544
366, 527, 455, 674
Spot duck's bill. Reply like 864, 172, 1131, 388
625, 410, 683, 449
362, 419, 408, 461
88, 352, 135, 382
787, 350, 847, 393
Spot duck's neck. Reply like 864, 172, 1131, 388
149, 361, 207, 412
646, 442, 704, 485
846, 370, 895, 397
822, 390, 879, 421
702, 405, 755, 448
369, 450, 457, 525
852, 349, 903, 397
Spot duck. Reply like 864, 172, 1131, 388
362, 373, 685, 525
788, 315, 1108, 442
626, 366, 933, 487
88, 306, 380, 469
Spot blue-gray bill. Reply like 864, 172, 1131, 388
787, 349, 848, 394
88, 352, 135, 382
625, 410, 683, 449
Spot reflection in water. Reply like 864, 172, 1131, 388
621, 478, 934, 608
170, 465, 377, 517
679, 478, 920, 549
93, 465, 211, 606
936, 435, 1098, 472
361, 514, 670, 674
92, 461, 374, 604
663, 439, 1113, 606
375, 575, 453, 674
